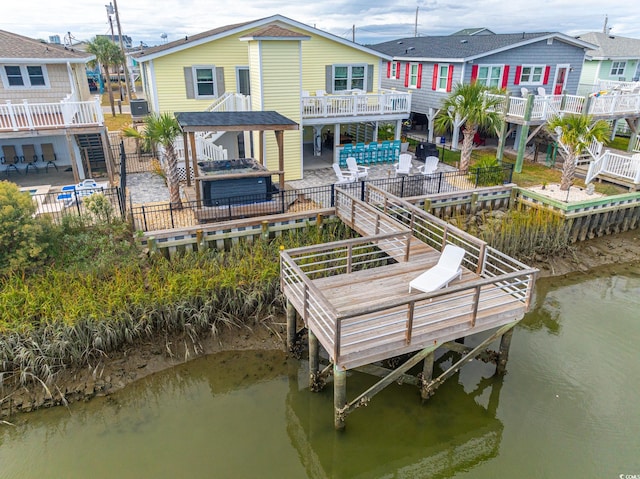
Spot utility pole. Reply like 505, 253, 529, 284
352, 25, 355, 43
106, 3, 115, 42
415, 7, 419, 37
112, 0, 133, 101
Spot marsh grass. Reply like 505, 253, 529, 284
0, 219, 352, 388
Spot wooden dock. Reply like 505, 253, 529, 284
281, 185, 538, 428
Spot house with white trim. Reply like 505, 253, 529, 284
133, 15, 411, 181
0, 30, 110, 181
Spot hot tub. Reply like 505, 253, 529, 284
198, 158, 274, 207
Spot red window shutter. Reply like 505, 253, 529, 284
446, 64, 454, 92
404, 63, 410, 87
396, 62, 401, 79
543, 66, 551, 85
432, 63, 438, 90
387, 61, 391, 78
417, 64, 423, 89
514, 65, 522, 85
470, 65, 478, 83
501, 65, 510, 89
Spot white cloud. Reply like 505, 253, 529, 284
3, 0, 638, 46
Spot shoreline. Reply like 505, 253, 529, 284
2, 229, 639, 420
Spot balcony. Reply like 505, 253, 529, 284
0, 96, 104, 132
302, 89, 411, 122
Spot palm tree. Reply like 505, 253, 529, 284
123, 113, 183, 208
434, 82, 504, 172
86, 37, 124, 117
546, 114, 610, 191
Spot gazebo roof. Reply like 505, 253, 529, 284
175, 111, 299, 132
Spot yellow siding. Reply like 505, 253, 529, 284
152, 34, 249, 113
248, 42, 262, 111
257, 40, 302, 180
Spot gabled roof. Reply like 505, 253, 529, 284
0, 29, 93, 63
575, 32, 640, 60
370, 32, 596, 62
451, 28, 495, 36
134, 15, 391, 62
239, 25, 310, 41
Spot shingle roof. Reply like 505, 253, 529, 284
133, 19, 258, 58
451, 28, 495, 36
0, 29, 92, 61
370, 32, 587, 61
240, 24, 310, 40
175, 111, 298, 131
575, 32, 640, 59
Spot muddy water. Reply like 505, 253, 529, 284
1, 264, 639, 478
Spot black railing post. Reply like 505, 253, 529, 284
400, 175, 405, 198
360, 179, 366, 202
281, 190, 285, 214
142, 205, 148, 232
438, 172, 444, 193
475, 168, 480, 187
169, 202, 175, 229
330, 184, 335, 207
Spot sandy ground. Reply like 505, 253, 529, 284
2, 229, 640, 418
526, 183, 605, 203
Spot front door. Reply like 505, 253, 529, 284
553, 65, 569, 95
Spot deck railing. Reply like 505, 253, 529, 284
204, 92, 251, 112
280, 187, 537, 368
302, 91, 411, 119
0, 97, 103, 131
586, 150, 640, 184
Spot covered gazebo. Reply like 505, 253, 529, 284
174, 111, 299, 207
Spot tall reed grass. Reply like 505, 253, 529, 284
0, 220, 350, 387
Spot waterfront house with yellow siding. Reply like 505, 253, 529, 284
134, 15, 411, 182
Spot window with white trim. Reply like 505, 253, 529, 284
477, 65, 503, 87
193, 66, 216, 98
1, 65, 49, 88
409, 63, 419, 88
391, 62, 398, 78
610, 61, 626, 76
520, 65, 545, 85
437, 64, 450, 90
333, 64, 366, 91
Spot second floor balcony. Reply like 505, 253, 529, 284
0, 96, 104, 133
302, 89, 411, 122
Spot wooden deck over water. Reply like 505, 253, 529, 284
281, 186, 537, 370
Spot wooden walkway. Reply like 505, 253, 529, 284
281, 185, 537, 371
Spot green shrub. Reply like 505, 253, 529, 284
468, 156, 504, 186
0, 182, 48, 274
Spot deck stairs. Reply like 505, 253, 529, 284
75, 133, 107, 174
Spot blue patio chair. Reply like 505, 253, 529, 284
340, 143, 353, 167
366, 142, 379, 164
380, 141, 391, 163
391, 140, 401, 161
354, 142, 366, 164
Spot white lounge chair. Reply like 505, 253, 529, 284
394, 153, 412, 176
346, 156, 369, 179
332, 163, 356, 184
537, 87, 547, 96
409, 244, 466, 293
521, 87, 529, 97
418, 156, 439, 177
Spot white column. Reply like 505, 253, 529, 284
426, 108, 439, 143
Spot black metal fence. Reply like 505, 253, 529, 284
27, 187, 125, 224
129, 165, 514, 232
108, 131, 155, 174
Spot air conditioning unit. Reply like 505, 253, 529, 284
130, 99, 149, 117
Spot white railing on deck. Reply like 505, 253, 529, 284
586, 150, 640, 184
585, 138, 604, 160
302, 91, 411, 119
597, 80, 640, 92
507, 97, 527, 118
204, 92, 251, 113
634, 136, 640, 153
170, 135, 228, 164
588, 94, 640, 116
0, 97, 103, 131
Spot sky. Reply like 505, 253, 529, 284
2, 0, 639, 47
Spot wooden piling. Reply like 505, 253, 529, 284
286, 300, 296, 352
496, 328, 514, 375
420, 352, 435, 400
309, 329, 319, 388
334, 365, 347, 430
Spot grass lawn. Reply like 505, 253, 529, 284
608, 136, 630, 151
103, 114, 133, 132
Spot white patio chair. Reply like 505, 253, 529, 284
409, 244, 466, 293
316, 90, 326, 97
418, 156, 439, 177
346, 156, 369, 180
537, 87, 547, 96
393, 153, 412, 176
332, 163, 356, 184
521, 87, 529, 97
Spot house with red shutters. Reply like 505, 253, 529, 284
371, 32, 595, 147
